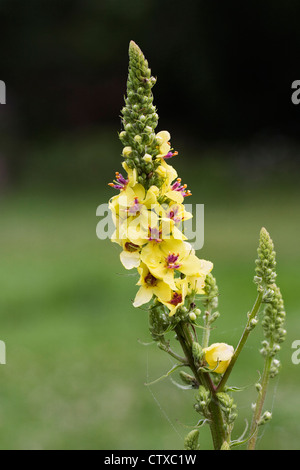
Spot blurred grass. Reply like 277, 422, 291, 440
0, 128, 299, 449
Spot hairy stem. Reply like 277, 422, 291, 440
247, 354, 272, 450
175, 322, 227, 450
202, 309, 211, 349
217, 291, 263, 392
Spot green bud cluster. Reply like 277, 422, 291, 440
192, 342, 203, 364
202, 274, 219, 310
120, 41, 162, 189
194, 386, 211, 414
260, 285, 286, 362
179, 371, 198, 388
201, 273, 220, 342
148, 303, 171, 342
254, 227, 277, 289
217, 392, 238, 426
257, 411, 272, 426
253, 228, 286, 374
184, 429, 200, 450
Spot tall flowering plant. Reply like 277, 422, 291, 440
107, 41, 286, 450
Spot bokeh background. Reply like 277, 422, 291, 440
0, 0, 299, 450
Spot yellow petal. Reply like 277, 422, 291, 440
153, 282, 172, 303
203, 343, 234, 374
133, 286, 153, 307
159, 142, 171, 155
165, 190, 184, 204
120, 250, 140, 270
156, 130, 171, 143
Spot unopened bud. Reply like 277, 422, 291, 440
258, 411, 272, 426
184, 429, 200, 451
189, 312, 197, 321
122, 146, 132, 157
192, 342, 203, 362
142, 153, 152, 163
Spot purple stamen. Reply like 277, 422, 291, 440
169, 292, 183, 306
148, 226, 162, 242
108, 172, 129, 190
128, 197, 143, 216
167, 206, 181, 223
166, 253, 181, 269
171, 178, 192, 197
163, 151, 178, 159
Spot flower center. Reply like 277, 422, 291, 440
125, 242, 139, 252
144, 272, 157, 287
148, 226, 162, 242
169, 292, 183, 306
128, 197, 143, 216
166, 253, 181, 269
167, 206, 181, 223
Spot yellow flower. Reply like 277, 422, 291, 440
122, 161, 137, 187
141, 239, 209, 290
159, 277, 188, 316
203, 343, 234, 374
118, 183, 158, 216
120, 243, 141, 270
110, 227, 142, 269
185, 263, 214, 295
157, 202, 193, 241
156, 130, 171, 156
159, 159, 178, 190
156, 164, 167, 179
133, 263, 172, 308
122, 146, 132, 157
108, 162, 137, 193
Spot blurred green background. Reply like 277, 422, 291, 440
0, 0, 299, 450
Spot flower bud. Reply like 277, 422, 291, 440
122, 146, 132, 157
192, 342, 203, 363
142, 153, 152, 163
134, 135, 142, 143
203, 343, 234, 374
179, 371, 197, 387
258, 411, 272, 426
184, 429, 200, 450
156, 165, 167, 178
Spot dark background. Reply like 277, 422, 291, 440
1, 0, 300, 187
0, 0, 299, 450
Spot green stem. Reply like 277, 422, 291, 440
217, 291, 263, 393
247, 354, 272, 450
158, 341, 188, 364
202, 309, 211, 349
175, 322, 227, 450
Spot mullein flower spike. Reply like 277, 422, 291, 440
109, 41, 213, 317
